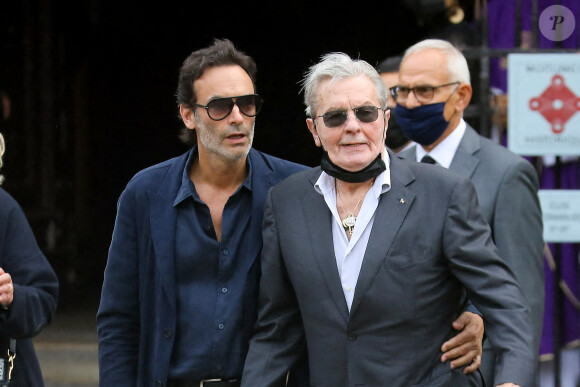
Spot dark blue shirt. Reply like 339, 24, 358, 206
169, 149, 253, 380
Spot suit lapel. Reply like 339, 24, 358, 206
449, 125, 480, 179
303, 169, 350, 321
350, 155, 415, 317
150, 153, 190, 312
398, 126, 482, 180
150, 192, 178, 311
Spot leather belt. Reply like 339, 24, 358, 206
167, 378, 241, 387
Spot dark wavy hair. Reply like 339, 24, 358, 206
175, 39, 258, 146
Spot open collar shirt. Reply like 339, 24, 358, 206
314, 151, 392, 311
170, 147, 253, 380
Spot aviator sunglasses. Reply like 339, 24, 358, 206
195, 94, 263, 121
315, 106, 384, 128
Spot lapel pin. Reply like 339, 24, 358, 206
399, 198, 405, 204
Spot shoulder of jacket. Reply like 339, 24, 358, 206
126, 153, 187, 188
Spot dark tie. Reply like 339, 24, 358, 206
421, 155, 437, 164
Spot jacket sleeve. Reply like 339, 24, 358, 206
0, 194, 59, 339
241, 190, 306, 387
444, 177, 535, 386
97, 186, 141, 386
492, 158, 545, 355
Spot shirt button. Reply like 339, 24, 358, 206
218, 323, 225, 330
347, 333, 357, 341
221, 287, 228, 293
223, 249, 229, 255
216, 364, 223, 371
163, 330, 172, 338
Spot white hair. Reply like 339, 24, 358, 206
402, 39, 471, 85
301, 52, 388, 118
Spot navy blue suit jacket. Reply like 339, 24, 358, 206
97, 148, 307, 386
0, 188, 59, 386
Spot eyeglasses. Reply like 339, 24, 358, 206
314, 106, 383, 128
195, 94, 263, 121
390, 82, 460, 104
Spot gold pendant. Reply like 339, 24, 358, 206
342, 214, 356, 229
342, 214, 356, 236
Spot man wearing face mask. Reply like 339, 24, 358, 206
378, 53, 486, 370
376, 55, 415, 154
394, 39, 545, 386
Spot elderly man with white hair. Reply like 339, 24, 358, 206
395, 38, 545, 386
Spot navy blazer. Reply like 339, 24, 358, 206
242, 153, 535, 387
97, 148, 307, 386
0, 188, 59, 387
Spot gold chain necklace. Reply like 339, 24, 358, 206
336, 180, 374, 237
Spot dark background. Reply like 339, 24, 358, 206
0, 0, 481, 310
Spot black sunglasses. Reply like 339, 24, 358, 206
315, 106, 383, 128
195, 94, 263, 121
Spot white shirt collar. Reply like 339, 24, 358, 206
313, 150, 391, 311
415, 118, 466, 169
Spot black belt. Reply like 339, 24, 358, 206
167, 378, 241, 387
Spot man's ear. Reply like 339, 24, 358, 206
454, 83, 473, 113
306, 118, 322, 147
180, 105, 197, 130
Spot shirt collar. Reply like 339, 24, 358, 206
174, 146, 253, 207
315, 150, 391, 196
415, 118, 466, 169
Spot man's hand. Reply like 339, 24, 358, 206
0, 268, 14, 308
497, 384, 520, 387
440, 311, 484, 374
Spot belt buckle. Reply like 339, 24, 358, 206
199, 379, 221, 387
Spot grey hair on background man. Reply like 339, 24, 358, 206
0, 132, 5, 185
301, 52, 388, 119
402, 39, 471, 85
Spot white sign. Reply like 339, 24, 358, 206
508, 53, 580, 155
539, 189, 580, 242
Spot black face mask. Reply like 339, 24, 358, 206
320, 151, 386, 183
385, 110, 411, 150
